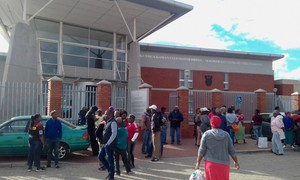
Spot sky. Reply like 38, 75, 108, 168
141, 0, 300, 80
0, 0, 299, 80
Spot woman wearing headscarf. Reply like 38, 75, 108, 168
271, 115, 285, 155
235, 109, 246, 144
195, 116, 240, 180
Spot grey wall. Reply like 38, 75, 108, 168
0, 54, 6, 80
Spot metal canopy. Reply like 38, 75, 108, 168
0, 0, 192, 42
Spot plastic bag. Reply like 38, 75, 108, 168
189, 169, 205, 180
232, 123, 240, 132
258, 137, 268, 148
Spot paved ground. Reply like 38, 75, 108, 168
0, 137, 299, 180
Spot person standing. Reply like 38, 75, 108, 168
126, 114, 139, 168
283, 112, 294, 148
195, 116, 240, 180
77, 107, 88, 125
27, 114, 45, 171
200, 107, 211, 135
160, 107, 168, 145
149, 104, 162, 162
226, 107, 239, 144
45, 110, 62, 168
168, 106, 184, 145
216, 108, 227, 131
194, 108, 201, 146
141, 108, 151, 155
271, 115, 285, 155
85, 106, 99, 156
95, 114, 107, 171
115, 117, 132, 176
235, 109, 246, 144
95, 108, 103, 128
252, 109, 263, 144
98, 109, 118, 180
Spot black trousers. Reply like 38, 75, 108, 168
88, 127, 99, 155
114, 147, 131, 173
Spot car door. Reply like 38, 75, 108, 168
0, 119, 29, 155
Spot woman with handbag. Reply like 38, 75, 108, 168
235, 109, 246, 144
226, 107, 239, 144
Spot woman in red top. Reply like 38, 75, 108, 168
252, 109, 263, 144
126, 114, 139, 168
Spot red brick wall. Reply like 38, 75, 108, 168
151, 90, 174, 111
141, 67, 179, 88
193, 71, 224, 90
97, 82, 111, 110
229, 73, 274, 92
275, 84, 294, 95
47, 79, 63, 116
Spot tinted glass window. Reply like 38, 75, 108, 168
90, 29, 113, 48
63, 24, 88, 44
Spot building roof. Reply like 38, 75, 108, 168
0, 0, 192, 42
140, 43, 284, 61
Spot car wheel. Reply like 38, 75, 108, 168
53, 143, 70, 160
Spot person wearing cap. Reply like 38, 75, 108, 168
149, 104, 162, 161
195, 116, 240, 180
126, 114, 139, 168
200, 107, 211, 135
168, 106, 184, 145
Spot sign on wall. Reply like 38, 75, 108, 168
130, 88, 149, 122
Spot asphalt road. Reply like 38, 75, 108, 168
0, 150, 299, 180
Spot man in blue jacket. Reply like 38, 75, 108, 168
168, 106, 184, 145
45, 110, 62, 168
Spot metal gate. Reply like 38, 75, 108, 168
0, 81, 48, 123
222, 91, 257, 121
62, 84, 97, 124
276, 95, 293, 112
189, 90, 212, 122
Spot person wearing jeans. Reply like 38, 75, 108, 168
98, 109, 117, 180
140, 108, 151, 155
45, 110, 62, 168
27, 114, 45, 171
252, 109, 263, 144
168, 106, 184, 145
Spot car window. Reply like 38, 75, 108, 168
0, 119, 29, 133
261, 114, 271, 123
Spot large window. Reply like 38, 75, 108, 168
36, 18, 127, 79
40, 41, 58, 74
179, 70, 193, 88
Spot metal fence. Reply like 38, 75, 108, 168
189, 90, 212, 122
0, 81, 47, 123
277, 95, 293, 112
222, 91, 257, 121
62, 84, 97, 124
169, 92, 179, 112
266, 93, 275, 113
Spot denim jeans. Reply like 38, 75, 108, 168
227, 126, 235, 144
253, 125, 262, 142
27, 139, 42, 169
160, 126, 167, 144
141, 130, 151, 153
46, 139, 60, 166
98, 144, 115, 179
170, 126, 181, 144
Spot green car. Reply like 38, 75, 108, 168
0, 116, 90, 159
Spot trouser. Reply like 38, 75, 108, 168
114, 147, 130, 173
272, 131, 284, 154
28, 139, 42, 169
141, 129, 151, 153
253, 125, 262, 143
160, 127, 167, 143
227, 126, 235, 145
127, 141, 136, 166
152, 131, 161, 159
170, 126, 181, 144
196, 126, 202, 146
99, 144, 115, 179
46, 139, 60, 166
88, 128, 99, 155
